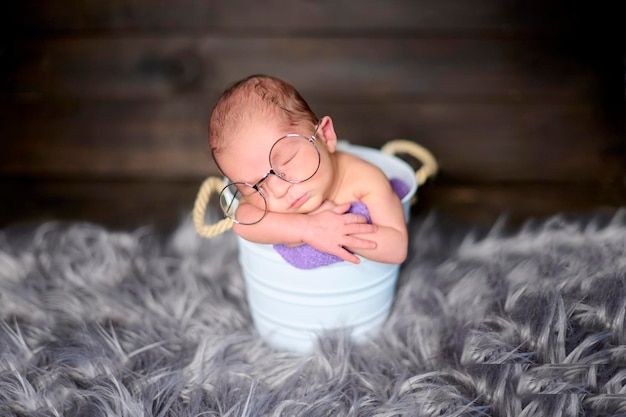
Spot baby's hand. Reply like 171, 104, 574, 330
303, 202, 377, 264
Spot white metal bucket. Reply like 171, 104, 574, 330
193, 140, 437, 354
237, 143, 417, 353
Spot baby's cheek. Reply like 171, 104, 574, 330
299, 195, 329, 215
264, 197, 289, 214
243, 193, 267, 211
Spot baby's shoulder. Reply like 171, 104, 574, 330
338, 151, 388, 178
336, 152, 391, 196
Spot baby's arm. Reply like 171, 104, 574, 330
232, 202, 378, 264
344, 164, 409, 264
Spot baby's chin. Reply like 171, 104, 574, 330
266, 195, 326, 215
272, 202, 321, 216
299, 197, 330, 215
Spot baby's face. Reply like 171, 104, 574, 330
215, 119, 337, 215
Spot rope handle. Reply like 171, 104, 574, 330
381, 139, 438, 187
193, 176, 233, 238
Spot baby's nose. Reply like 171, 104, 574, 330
265, 174, 291, 198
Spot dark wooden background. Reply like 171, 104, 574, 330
1, 1, 625, 232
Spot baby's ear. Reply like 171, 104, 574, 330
318, 116, 338, 152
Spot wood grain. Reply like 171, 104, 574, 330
3, 0, 586, 34
1, 96, 621, 182
1, 0, 623, 231
3, 37, 596, 100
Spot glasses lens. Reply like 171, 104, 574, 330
219, 183, 267, 225
270, 136, 320, 183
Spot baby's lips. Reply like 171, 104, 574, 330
289, 193, 309, 209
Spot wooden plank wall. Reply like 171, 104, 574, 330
1, 1, 625, 230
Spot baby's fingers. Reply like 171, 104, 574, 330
331, 202, 352, 214
342, 234, 377, 250
335, 249, 362, 264
345, 222, 377, 235
343, 213, 371, 225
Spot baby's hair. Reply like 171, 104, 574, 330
209, 74, 318, 155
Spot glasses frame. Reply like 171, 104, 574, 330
220, 122, 322, 225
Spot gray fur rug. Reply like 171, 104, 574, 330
1, 210, 625, 417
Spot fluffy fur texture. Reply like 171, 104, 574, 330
0, 209, 625, 417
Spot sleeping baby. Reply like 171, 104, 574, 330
207, 74, 408, 268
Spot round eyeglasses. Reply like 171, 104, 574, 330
219, 124, 321, 225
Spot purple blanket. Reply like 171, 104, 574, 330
273, 178, 410, 269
